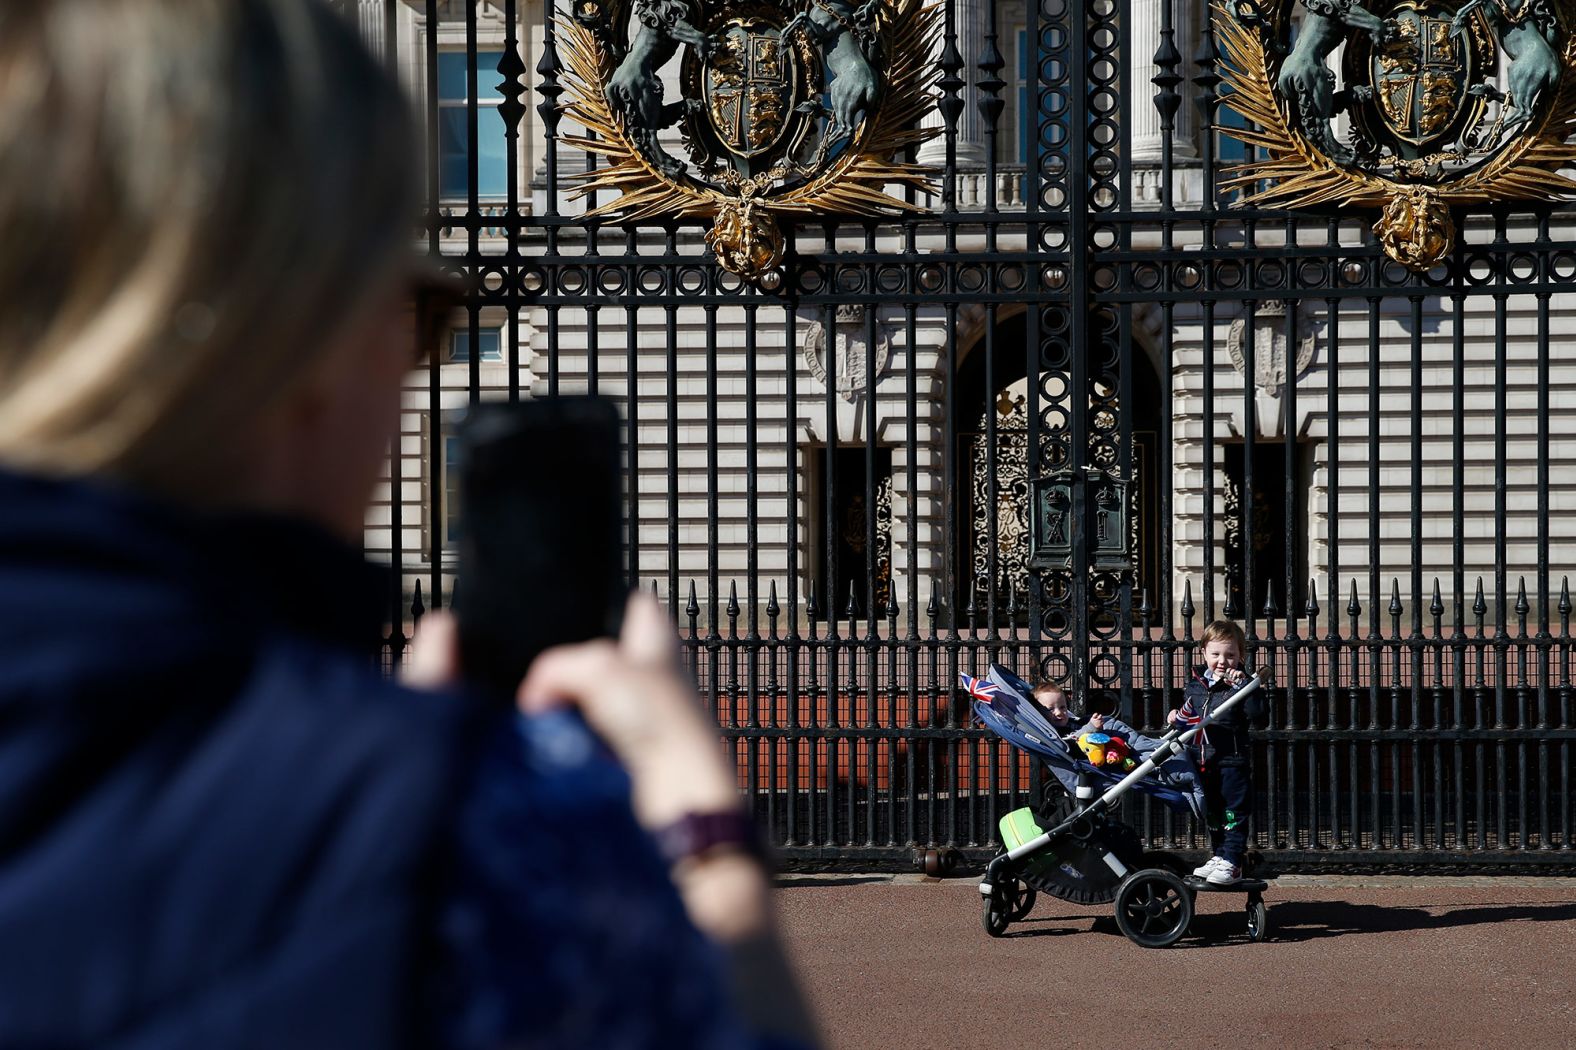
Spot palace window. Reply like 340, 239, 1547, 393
1215, 101, 1252, 166
450, 325, 503, 362
807, 446, 894, 619
1221, 440, 1313, 616
442, 433, 464, 546
437, 50, 508, 200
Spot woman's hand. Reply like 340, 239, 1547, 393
519, 594, 810, 1012
407, 600, 817, 1041
1166, 708, 1181, 726
518, 592, 741, 831
404, 595, 741, 831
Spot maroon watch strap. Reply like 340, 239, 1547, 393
654, 810, 767, 867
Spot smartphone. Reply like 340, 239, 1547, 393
450, 396, 626, 700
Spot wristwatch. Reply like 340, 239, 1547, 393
654, 810, 769, 869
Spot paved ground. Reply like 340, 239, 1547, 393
774, 874, 1576, 1049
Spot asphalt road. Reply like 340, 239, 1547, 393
774, 875, 1576, 1049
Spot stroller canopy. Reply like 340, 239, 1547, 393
963, 665, 1203, 820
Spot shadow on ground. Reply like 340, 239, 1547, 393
1067, 897, 1576, 947
1261, 898, 1576, 941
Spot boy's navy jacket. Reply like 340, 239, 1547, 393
1178, 665, 1262, 766
0, 470, 774, 1050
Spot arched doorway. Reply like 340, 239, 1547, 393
952, 311, 1163, 625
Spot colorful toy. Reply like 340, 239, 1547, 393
1077, 731, 1137, 771
1077, 731, 1114, 765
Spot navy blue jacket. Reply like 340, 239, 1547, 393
0, 471, 761, 1049
1177, 665, 1261, 766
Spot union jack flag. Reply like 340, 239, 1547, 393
959, 672, 1002, 703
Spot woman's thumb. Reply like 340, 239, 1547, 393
619, 591, 679, 668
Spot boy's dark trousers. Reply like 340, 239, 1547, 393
1202, 758, 1252, 865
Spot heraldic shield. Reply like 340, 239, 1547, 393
697, 19, 800, 162
1348, 0, 1491, 154
1214, 0, 1576, 271
558, 0, 940, 283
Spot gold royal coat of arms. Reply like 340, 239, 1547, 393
559, 0, 940, 283
1215, 0, 1576, 269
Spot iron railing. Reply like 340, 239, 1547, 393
352, 0, 1576, 872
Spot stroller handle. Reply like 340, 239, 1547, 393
1156, 672, 1262, 747
1090, 674, 1264, 812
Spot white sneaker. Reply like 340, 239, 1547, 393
1191, 856, 1226, 879
1205, 860, 1242, 885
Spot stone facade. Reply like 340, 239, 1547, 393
363, 1, 1576, 637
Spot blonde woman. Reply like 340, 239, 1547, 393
0, 2, 813, 1047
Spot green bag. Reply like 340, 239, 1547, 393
998, 807, 1060, 876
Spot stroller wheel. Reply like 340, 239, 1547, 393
1246, 894, 1270, 942
981, 890, 1011, 937
1009, 884, 1037, 921
1113, 869, 1194, 948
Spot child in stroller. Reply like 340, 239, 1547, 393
965, 665, 1271, 947
1028, 679, 1203, 828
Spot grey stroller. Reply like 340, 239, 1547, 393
963, 665, 1271, 947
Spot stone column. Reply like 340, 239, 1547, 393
917, 0, 989, 166
958, 0, 990, 167
1129, 0, 1198, 163
355, 0, 389, 59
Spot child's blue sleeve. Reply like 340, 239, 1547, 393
1099, 715, 1136, 738
1100, 717, 1166, 757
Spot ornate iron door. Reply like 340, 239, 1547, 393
1018, 0, 1142, 718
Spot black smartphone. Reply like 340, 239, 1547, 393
450, 396, 627, 700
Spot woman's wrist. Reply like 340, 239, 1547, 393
670, 849, 773, 943
619, 711, 744, 828
655, 810, 766, 869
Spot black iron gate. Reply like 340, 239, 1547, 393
360, 0, 1574, 871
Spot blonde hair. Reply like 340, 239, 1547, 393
1200, 619, 1248, 655
0, 0, 420, 498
